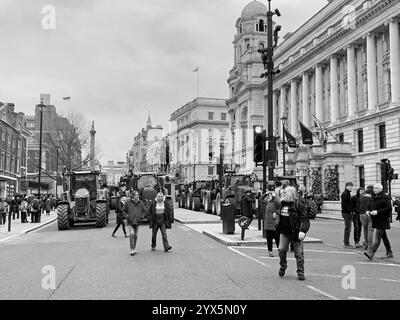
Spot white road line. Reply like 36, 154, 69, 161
356, 262, 400, 268
228, 246, 272, 269
233, 246, 358, 255
360, 277, 400, 283
308, 273, 400, 283
306, 285, 340, 300
348, 297, 376, 300
259, 256, 323, 262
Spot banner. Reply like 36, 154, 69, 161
283, 128, 298, 148
299, 121, 313, 145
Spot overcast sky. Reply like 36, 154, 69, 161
0, 0, 327, 164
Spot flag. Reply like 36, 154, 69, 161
193, 66, 198, 72
299, 121, 313, 145
283, 128, 298, 148
62, 97, 71, 100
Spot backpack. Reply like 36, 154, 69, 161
32, 199, 39, 211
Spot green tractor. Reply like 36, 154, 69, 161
57, 170, 110, 230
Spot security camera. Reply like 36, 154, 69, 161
274, 9, 281, 17
274, 25, 282, 32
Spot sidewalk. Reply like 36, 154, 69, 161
175, 208, 322, 246
315, 212, 343, 221
0, 211, 57, 243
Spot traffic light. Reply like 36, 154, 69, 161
381, 160, 388, 181
253, 126, 265, 163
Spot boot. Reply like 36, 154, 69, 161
384, 251, 393, 259
364, 249, 374, 260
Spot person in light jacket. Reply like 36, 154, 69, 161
149, 192, 173, 252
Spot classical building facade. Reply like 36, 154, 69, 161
102, 161, 126, 186
227, 0, 400, 195
169, 98, 229, 182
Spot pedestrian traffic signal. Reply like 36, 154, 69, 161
253, 126, 265, 163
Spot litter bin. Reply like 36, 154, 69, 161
221, 203, 235, 234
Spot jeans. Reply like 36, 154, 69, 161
342, 212, 360, 245
371, 229, 392, 254
278, 234, 304, 275
127, 224, 139, 250
359, 214, 374, 250
113, 222, 126, 235
1, 213, 6, 225
266, 230, 280, 252
151, 223, 170, 250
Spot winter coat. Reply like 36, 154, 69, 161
351, 195, 360, 215
369, 192, 392, 230
148, 198, 174, 229
259, 197, 280, 231
45, 199, 51, 212
276, 200, 310, 241
122, 199, 146, 226
341, 189, 354, 214
358, 193, 372, 215
241, 194, 254, 219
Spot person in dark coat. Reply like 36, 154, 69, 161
359, 185, 374, 251
149, 192, 173, 252
112, 196, 127, 238
275, 186, 310, 281
394, 196, 400, 222
260, 192, 280, 257
341, 182, 355, 248
364, 183, 393, 260
351, 187, 364, 248
122, 191, 146, 256
241, 190, 254, 219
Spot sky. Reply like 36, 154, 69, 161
0, 0, 327, 164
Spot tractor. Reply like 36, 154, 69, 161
201, 180, 220, 214
185, 180, 209, 211
57, 170, 110, 230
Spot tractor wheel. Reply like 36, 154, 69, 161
95, 202, 107, 228
192, 197, 201, 211
215, 193, 221, 216
57, 204, 70, 230
308, 199, 318, 219
204, 195, 212, 213
211, 200, 216, 215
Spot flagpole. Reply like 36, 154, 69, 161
312, 114, 339, 142
197, 68, 199, 98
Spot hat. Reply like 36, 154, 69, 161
345, 182, 353, 187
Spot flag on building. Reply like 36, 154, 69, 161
193, 66, 198, 72
283, 128, 298, 148
299, 121, 313, 145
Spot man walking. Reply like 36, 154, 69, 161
341, 182, 355, 248
364, 183, 393, 260
358, 185, 374, 251
122, 190, 146, 256
149, 192, 173, 252
0, 198, 7, 226
112, 195, 127, 238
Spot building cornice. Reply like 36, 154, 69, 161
177, 120, 229, 133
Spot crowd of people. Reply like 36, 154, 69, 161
0, 194, 57, 227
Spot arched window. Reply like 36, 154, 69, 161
241, 106, 248, 121
258, 19, 264, 32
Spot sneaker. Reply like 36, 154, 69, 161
298, 274, 305, 281
151, 247, 156, 251
364, 250, 374, 260
164, 246, 172, 252
384, 252, 393, 259
344, 244, 354, 249
130, 250, 136, 256
355, 242, 362, 249
125, 234, 128, 238
278, 269, 285, 277
111, 234, 116, 238
268, 251, 274, 257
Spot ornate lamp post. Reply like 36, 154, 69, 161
280, 113, 287, 176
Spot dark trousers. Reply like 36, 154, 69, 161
151, 223, 170, 250
31, 211, 37, 223
371, 229, 392, 254
12, 210, 19, 220
113, 222, 126, 235
1, 212, 6, 225
266, 230, 280, 252
21, 212, 27, 223
342, 212, 360, 245
278, 234, 305, 275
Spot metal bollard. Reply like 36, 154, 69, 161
8, 212, 11, 232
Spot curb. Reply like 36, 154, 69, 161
316, 216, 343, 221
174, 218, 222, 224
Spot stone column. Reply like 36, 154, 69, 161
347, 45, 357, 117
290, 80, 298, 134
366, 32, 378, 112
280, 86, 287, 138
389, 18, 400, 103
302, 72, 310, 127
315, 64, 323, 122
330, 55, 339, 123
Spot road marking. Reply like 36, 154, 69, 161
306, 285, 339, 300
355, 262, 400, 268
308, 273, 400, 283
360, 277, 400, 283
228, 246, 272, 269
348, 297, 376, 300
233, 246, 358, 255
259, 256, 323, 262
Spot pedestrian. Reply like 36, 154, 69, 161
275, 186, 310, 281
10, 197, 18, 220
149, 192, 173, 252
122, 190, 146, 256
260, 191, 280, 257
359, 185, 374, 251
340, 182, 356, 248
393, 196, 400, 222
112, 195, 127, 238
0, 198, 7, 225
20, 197, 28, 223
30, 196, 40, 223
351, 187, 364, 248
364, 183, 393, 260
241, 190, 254, 220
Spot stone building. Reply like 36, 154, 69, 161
227, 0, 400, 195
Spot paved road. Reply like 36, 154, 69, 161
0, 211, 399, 300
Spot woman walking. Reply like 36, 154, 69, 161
112, 195, 127, 238
260, 192, 280, 257
149, 192, 173, 252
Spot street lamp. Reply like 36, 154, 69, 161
37, 101, 46, 201
281, 113, 287, 176
55, 146, 60, 198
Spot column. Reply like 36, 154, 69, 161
290, 80, 298, 134
347, 45, 357, 117
280, 86, 286, 138
330, 55, 339, 123
389, 18, 400, 103
315, 64, 323, 122
366, 32, 378, 111
302, 72, 310, 127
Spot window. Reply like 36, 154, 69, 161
208, 112, 214, 120
357, 129, 364, 152
0, 153, 3, 170
221, 113, 227, 121
379, 124, 386, 149
337, 133, 344, 142
7, 134, 11, 144
209, 137, 213, 162
359, 166, 365, 188
6, 155, 10, 171
1, 130, 4, 141
208, 166, 214, 176
257, 19, 264, 32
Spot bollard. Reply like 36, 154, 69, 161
8, 212, 11, 232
